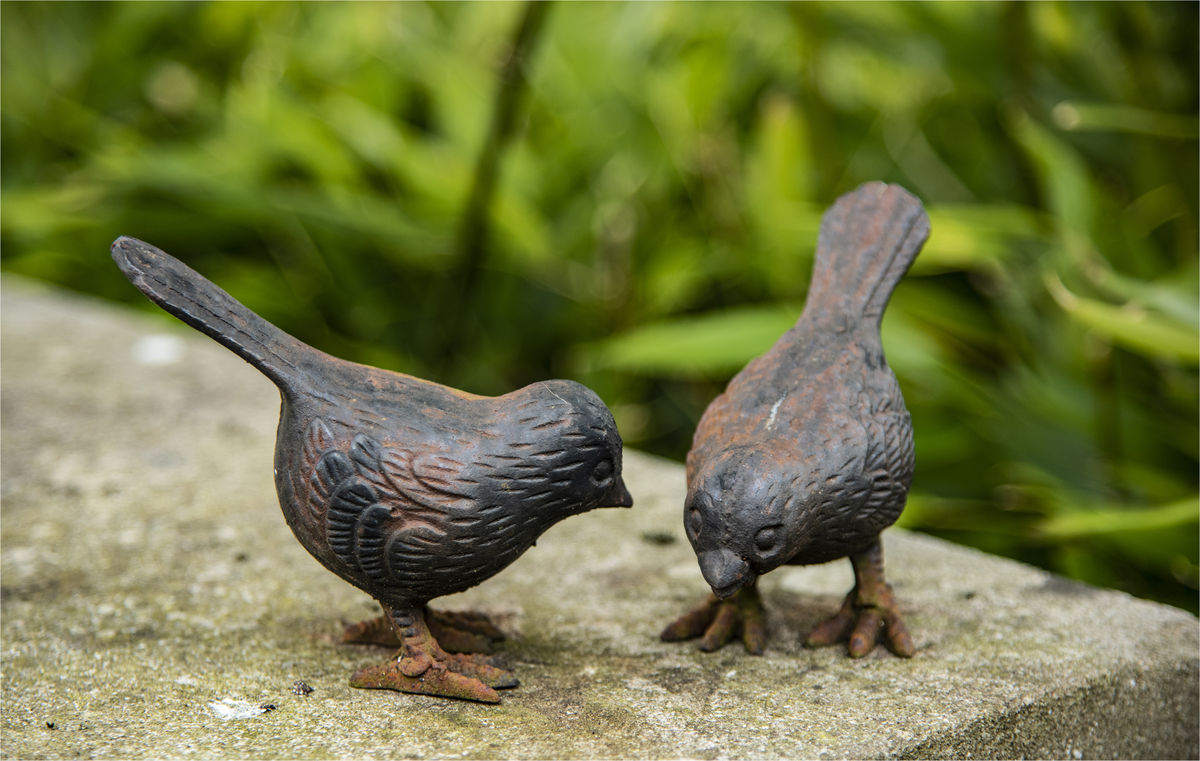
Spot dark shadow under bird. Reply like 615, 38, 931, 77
113, 237, 632, 703
661, 182, 929, 658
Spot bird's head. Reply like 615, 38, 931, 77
504, 380, 633, 514
684, 445, 799, 599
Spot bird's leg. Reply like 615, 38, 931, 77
342, 605, 506, 653
349, 603, 518, 703
660, 579, 766, 655
804, 539, 915, 658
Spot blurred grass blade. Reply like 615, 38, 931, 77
584, 305, 798, 377
1046, 274, 1200, 364
914, 204, 1046, 273
1006, 107, 1097, 263
1040, 497, 1199, 539
1051, 101, 1200, 140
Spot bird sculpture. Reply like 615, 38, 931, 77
660, 182, 929, 658
113, 237, 632, 703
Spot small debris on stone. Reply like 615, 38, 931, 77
292, 680, 314, 696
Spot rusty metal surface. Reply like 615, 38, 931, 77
663, 182, 930, 658
112, 237, 632, 703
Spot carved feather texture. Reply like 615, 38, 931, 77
295, 399, 622, 605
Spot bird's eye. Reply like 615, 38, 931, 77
755, 525, 781, 552
591, 458, 613, 485
686, 504, 703, 537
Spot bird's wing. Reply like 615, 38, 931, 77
303, 427, 483, 594
857, 380, 914, 533
364, 445, 475, 515
300, 417, 339, 525
305, 438, 397, 589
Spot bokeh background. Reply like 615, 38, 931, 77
3, 2, 1197, 611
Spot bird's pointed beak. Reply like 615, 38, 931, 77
699, 548, 753, 599
604, 477, 633, 508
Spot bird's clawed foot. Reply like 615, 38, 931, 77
660, 582, 766, 654
343, 606, 506, 654
803, 582, 914, 657
349, 606, 517, 703
804, 541, 915, 658
350, 657, 513, 704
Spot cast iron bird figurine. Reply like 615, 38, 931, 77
661, 182, 929, 658
112, 237, 632, 703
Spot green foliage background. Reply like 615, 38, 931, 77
4, 2, 1197, 611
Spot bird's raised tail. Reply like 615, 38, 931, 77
801, 182, 930, 328
112, 236, 312, 396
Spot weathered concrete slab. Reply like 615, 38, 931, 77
2, 276, 1197, 759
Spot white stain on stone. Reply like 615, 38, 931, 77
132, 334, 184, 366
208, 698, 267, 720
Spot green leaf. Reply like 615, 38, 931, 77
1046, 274, 1200, 364
1051, 101, 1200, 140
583, 305, 798, 377
1006, 108, 1095, 258
914, 205, 1041, 273
1040, 497, 1199, 538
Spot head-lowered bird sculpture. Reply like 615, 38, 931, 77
661, 182, 929, 658
113, 237, 632, 703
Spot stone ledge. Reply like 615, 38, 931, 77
2, 276, 1197, 759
